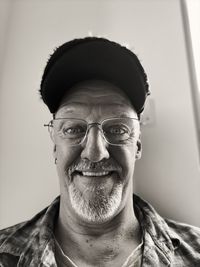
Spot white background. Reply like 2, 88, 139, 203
0, 0, 200, 229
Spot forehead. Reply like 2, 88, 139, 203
56, 80, 137, 118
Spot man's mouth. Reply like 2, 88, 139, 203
71, 170, 119, 196
73, 170, 115, 178
68, 159, 122, 182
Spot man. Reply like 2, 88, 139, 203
0, 37, 200, 266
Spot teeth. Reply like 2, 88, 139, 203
82, 171, 110, 177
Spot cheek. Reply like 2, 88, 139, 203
55, 143, 81, 179
110, 144, 137, 179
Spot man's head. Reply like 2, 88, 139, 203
49, 80, 141, 224
40, 37, 149, 224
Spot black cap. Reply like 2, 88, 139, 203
40, 37, 150, 114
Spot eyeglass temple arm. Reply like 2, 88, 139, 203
44, 123, 53, 127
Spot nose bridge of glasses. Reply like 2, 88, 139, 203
86, 122, 104, 139
87, 122, 101, 130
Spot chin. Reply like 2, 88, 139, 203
68, 180, 123, 224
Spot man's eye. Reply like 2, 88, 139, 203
106, 126, 128, 135
62, 126, 85, 136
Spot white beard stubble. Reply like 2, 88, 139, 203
68, 180, 123, 223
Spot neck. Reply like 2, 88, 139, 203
54, 195, 142, 267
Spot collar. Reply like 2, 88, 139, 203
133, 195, 180, 265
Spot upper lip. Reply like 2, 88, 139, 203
74, 169, 115, 174
72, 170, 113, 176
78, 171, 112, 177
68, 161, 122, 179
69, 169, 118, 179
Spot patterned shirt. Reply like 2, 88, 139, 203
0, 195, 200, 266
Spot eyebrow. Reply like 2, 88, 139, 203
60, 101, 132, 108
57, 102, 136, 117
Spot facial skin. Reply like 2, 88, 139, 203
50, 80, 141, 226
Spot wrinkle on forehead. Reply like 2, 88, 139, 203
55, 80, 138, 120
59, 80, 134, 108
56, 103, 136, 120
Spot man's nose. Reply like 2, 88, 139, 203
80, 127, 109, 162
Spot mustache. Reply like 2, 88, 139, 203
67, 158, 122, 176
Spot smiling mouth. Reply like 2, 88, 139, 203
71, 170, 119, 196
73, 170, 115, 178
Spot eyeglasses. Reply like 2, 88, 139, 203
44, 117, 139, 146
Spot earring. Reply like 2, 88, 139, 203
55, 158, 57, 164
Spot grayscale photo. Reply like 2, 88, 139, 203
0, 0, 200, 266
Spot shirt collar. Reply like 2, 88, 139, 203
133, 194, 180, 265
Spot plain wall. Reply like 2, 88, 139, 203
0, 0, 200, 229
0, 0, 12, 82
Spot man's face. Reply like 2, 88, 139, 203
51, 80, 141, 224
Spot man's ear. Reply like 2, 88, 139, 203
49, 129, 57, 159
49, 127, 55, 142
136, 138, 142, 160
53, 145, 57, 160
